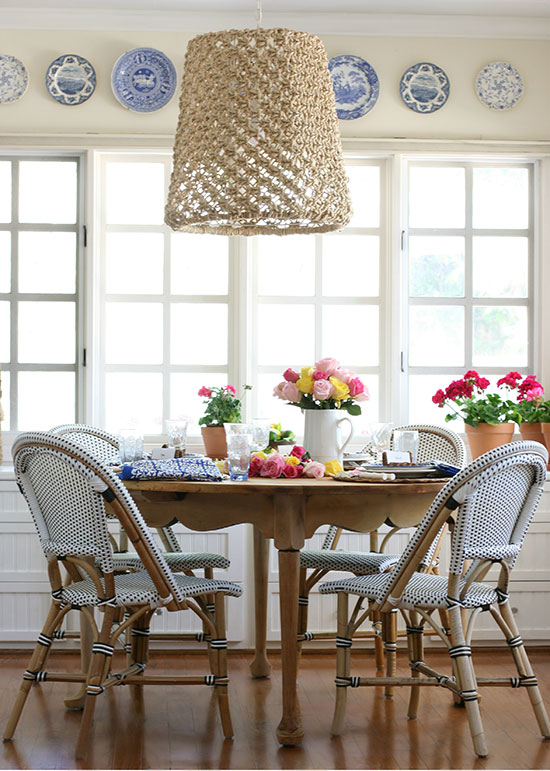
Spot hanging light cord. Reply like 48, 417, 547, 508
257, 0, 262, 28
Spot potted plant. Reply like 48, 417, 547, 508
432, 370, 521, 458
198, 384, 251, 459
515, 375, 550, 467
273, 357, 369, 464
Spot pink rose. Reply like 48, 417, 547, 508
348, 377, 365, 397
303, 460, 326, 479
313, 370, 329, 381
333, 368, 354, 384
249, 456, 265, 477
198, 386, 212, 397
290, 445, 306, 460
283, 368, 300, 383
225, 384, 236, 395
314, 358, 340, 377
354, 391, 369, 402
273, 382, 286, 400
281, 382, 301, 402
282, 464, 304, 478
260, 454, 286, 479
313, 379, 334, 401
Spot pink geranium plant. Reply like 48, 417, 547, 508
432, 370, 522, 427
198, 384, 252, 427
514, 375, 550, 424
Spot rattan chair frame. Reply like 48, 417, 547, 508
4, 432, 242, 758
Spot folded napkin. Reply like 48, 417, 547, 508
119, 456, 223, 482
334, 470, 396, 482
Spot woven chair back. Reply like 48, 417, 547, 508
374, 441, 547, 610
12, 432, 183, 607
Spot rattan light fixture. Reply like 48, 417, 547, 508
164, 5, 352, 236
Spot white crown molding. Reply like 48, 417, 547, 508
1, 9, 550, 39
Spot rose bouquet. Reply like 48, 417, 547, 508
247, 445, 342, 479
273, 357, 369, 416
432, 370, 523, 427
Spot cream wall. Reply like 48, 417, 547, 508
0, 29, 549, 141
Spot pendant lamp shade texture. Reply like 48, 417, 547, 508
164, 28, 352, 235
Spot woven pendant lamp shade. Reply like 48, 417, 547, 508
165, 27, 352, 236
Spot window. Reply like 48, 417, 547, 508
405, 161, 533, 427
0, 156, 82, 431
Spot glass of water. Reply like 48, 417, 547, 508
226, 432, 252, 481
118, 428, 144, 463
393, 429, 419, 463
166, 419, 188, 457
251, 418, 271, 452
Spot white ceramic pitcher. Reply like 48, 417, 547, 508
303, 409, 354, 465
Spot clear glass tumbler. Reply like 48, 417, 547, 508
166, 419, 188, 457
226, 433, 252, 481
393, 429, 419, 463
118, 428, 144, 463
251, 418, 271, 452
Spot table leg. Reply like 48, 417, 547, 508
276, 548, 304, 746
250, 525, 272, 678
63, 608, 93, 709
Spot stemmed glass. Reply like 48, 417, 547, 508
362, 422, 393, 464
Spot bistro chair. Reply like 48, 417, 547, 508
319, 441, 550, 758
3, 432, 242, 758
297, 424, 466, 665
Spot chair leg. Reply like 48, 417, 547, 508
213, 592, 233, 739
407, 613, 424, 719
204, 568, 217, 675
296, 567, 309, 668
499, 601, 550, 738
447, 605, 488, 758
382, 609, 398, 698
371, 608, 385, 672
331, 591, 350, 737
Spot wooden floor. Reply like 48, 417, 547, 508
0, 649, 549, 770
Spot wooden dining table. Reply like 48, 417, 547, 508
124, 475, 446, 746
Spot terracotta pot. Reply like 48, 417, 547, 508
539, 423, 550, 469
464, 422, 515, 460
201, 426, 227, 460
519, 422, 545, 447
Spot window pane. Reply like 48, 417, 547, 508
105, 162, 165, 225
0, 301, 9, 361
0, 161, 11, 223
18, 302, 75, 363
409, 306, 464, 366
0, 370, 9, 430
105, 302, 163, 364
18, 372, 75, 430
256, 236, 315, 296
473, 167, 528, 229
19, 161, 77, 224
409, 167, 465, 228
0, 232, 10, 292
346, 165, 380, 228
171, 372, 227, 433
19, 232, 76, 294
409, 374, 458, 427
170, 303, 227, 365
322, 305, 379, 366
105, 372, 162, 435
105, 233, 164, 295
473, 237, 528, 298
473, 306, 528, 367
322, 235, 379, 297
257, 304, 314, 365
409, 236, 464, 297
171, 234, 228, 295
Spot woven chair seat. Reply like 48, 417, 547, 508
59, 570, 242, 608
111, 551, 230, 572
320, 571, 499, 610
300, 549, 398, 574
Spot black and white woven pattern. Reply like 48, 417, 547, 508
112, 551, 230, 572
300, 549, 398, 573
320, 442, 548, 610
58, 570, 242, 608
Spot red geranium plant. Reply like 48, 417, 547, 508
197, 384, 252, 427
432, 370, 522, 427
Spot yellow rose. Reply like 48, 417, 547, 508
329, 376, 350, 401
285, 455, 300, 466
214, 459, 228, 474
297, 376, 314, 394
301, 366, 314, 379
253, 451, 268, 459
324, 460, 343, 477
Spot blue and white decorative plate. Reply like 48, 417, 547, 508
328, 55, 379, 120
45, 54, 96, 106
111, 47, 177, 113
476, 61, 523, 111
0, 54, 29, 104
400, 62, 450, 114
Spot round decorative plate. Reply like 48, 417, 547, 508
0, 54, 29, 104
46, 54, 96, 106
111, 47, 177, 113
476, 61, 523, 110
328, 55, 379, 120
400, 62, 450, 114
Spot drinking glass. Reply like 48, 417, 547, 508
226, 433, 252, 481
118, 428, 144, 463
393, 429, 419, 463
224, 422, 252, 437
251, 418, 271, 452
166, 419, 188, 457
369, 422, 393, 462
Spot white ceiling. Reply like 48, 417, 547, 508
2, 0, 550, 37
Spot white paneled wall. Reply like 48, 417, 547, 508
0, 470, 548, 647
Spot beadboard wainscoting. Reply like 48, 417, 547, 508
0, 469, 548, 648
